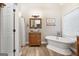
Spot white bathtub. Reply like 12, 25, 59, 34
45, 36, 76, 55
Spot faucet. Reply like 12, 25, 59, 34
56, 32, 61, 39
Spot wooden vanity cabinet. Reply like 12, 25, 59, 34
77, 36, 79, 56
29, 32, 41, 46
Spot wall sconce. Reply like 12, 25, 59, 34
32, 14, 40, 18
30, 10, 42, 18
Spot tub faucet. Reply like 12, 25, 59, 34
57, 32, 61, 37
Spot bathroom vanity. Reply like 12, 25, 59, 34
29, 32, 41, 46
29, 15, 42, 46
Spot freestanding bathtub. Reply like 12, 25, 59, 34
45, 36, 76, 55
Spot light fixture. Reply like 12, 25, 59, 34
30, 9, 42, 18
32, 14, 39, 18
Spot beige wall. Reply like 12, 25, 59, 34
19, 3, 62, 43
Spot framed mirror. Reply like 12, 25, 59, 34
30, 18, 42, 29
